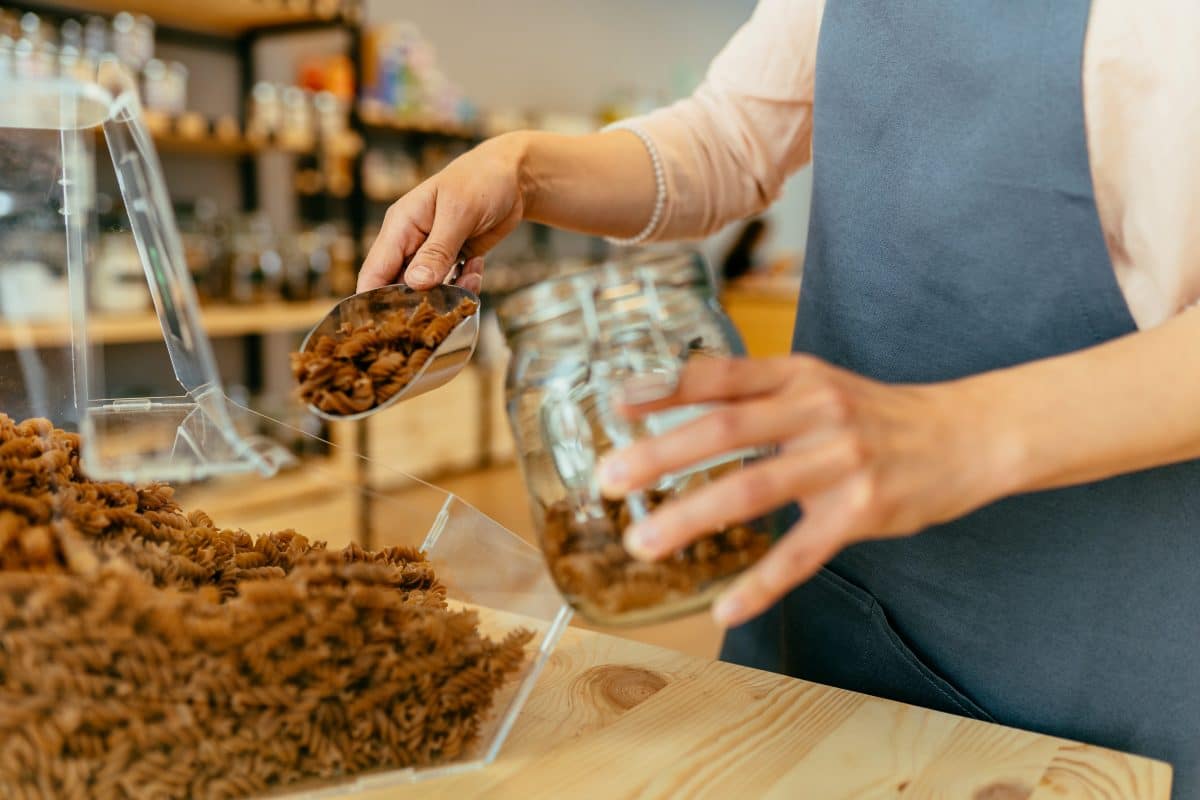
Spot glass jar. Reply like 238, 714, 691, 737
498, 250, 773, 625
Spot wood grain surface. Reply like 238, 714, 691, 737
319, 625, 1171, 800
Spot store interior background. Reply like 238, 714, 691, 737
7, 0, 810, 656
253, 0, 813, 282
365, 0, 815, 263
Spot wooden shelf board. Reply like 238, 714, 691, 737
358, 111, 478, 140
152, 131, 257, 157
100, 127, 314, 157
0, 300, 332, 350
35, 0, 340, 36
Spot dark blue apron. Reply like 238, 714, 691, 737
720, 2, 1200, 796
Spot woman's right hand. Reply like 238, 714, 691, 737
358, 128, 662, 293
357, 132, 532, 295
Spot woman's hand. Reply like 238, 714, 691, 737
357, 133, 533, 294
356, 129, 662, 295
596, 356, 1022, 628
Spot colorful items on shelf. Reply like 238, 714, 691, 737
298, 52, 356, 103
361, 149, 421, 201
247, 81, 361, 157
0, 8, 185, 113
0, 8, 360, 156
360, 22, 479, 133
223, 214, 353, 306
360, 139, 469, 202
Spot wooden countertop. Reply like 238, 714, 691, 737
331, 626, 1172, 799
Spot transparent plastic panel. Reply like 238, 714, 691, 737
0, 79, 101, 435
0, 75, 290, 482
174, 406, 572, 796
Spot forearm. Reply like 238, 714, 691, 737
508, 129, 658, 240
965, 307, 1200, 496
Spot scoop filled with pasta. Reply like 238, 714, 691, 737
293, 284, 481, 419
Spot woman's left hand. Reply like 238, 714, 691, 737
596, 355, 1021, 628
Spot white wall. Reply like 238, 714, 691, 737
366, 0, 755, 113
366, 0, 813, 263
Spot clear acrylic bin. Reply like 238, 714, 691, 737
174, 410, 574, 796
1, 70, 290, 483
0, 74, 569, 797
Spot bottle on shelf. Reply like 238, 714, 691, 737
359, 22, 477, 132
110, 12, 153, 72
143, 58, 188, 116
83, 15, 107, 59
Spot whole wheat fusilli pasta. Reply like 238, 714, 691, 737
293, 297, 479, 416
0, 414, 532, 799
542, 491, 771, 618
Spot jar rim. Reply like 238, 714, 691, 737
497, 249, 711, 336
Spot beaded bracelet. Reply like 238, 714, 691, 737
604, 122, 667, 247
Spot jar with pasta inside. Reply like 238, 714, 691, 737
498, 250, 773, 626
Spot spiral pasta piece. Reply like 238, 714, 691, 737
407, 348, 433, 375
405, 298, 438, 333
419, 314, 457, 349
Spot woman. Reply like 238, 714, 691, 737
359, 0, 1200, 793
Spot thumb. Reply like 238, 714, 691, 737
406, 207, 473, 290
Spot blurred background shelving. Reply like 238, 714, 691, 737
0, 300, 332, 349
18, 0, 353, 36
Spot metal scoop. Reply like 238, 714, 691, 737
298, 282, 481, 421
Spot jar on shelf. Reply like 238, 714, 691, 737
0, 36, 12, 78
142, 59, 170, 112
83, 16, 108, 58
59, 18, 83, 50
497, 250, 774, 626
280, 86, 315, 151
141, 60, 188, 115
110, 12, 138, 69
247, 82, 282, 142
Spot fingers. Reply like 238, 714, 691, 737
598, 389, 843, 496
405, 191, 477, 290
458, 256, 485, 295
711, 488, 858, 627
621, 441, 857, 560
617, 356, 801, 415
358, 190, 431, 293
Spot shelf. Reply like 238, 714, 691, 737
156, 131, 324, 157
358, 106, 478, 140
152, 131, 259, 156
96, 124, 317, 158
27, 0, 349, 37
0, 299, 333, 350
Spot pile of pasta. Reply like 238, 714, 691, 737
543, 491, 771, 620
292, 296, 478, 416
0, 415, 532, 799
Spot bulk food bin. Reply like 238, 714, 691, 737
0, 74, 569, 798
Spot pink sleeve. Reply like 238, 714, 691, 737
627, 0, 823, 241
